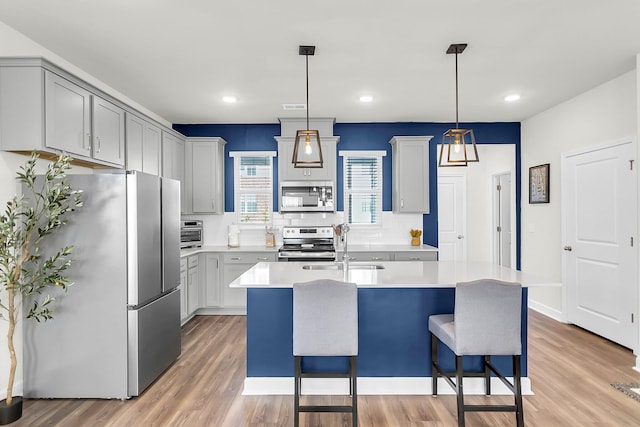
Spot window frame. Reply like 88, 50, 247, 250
230, 151, 277, 228
339, 150, 386, 226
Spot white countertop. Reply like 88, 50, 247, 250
229, 260, 558, 288
181, 243, 437, 257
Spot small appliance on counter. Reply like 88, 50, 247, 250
180, 220, 203, 248
228, 223, 240, 247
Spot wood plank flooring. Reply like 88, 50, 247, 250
13, 310, 640, 426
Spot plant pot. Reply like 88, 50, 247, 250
0, 396, 23, 425
411, 237, 421, 246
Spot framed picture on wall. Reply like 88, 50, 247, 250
529, 163, 550, 204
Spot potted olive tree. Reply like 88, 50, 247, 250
0, 152, 82, 424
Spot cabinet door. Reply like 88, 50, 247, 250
190, 139, 224, 214
179, 263, 188, 322
187, 266, 199, 314
45, 72, 91, 157
204, 254, 221, 307
143, 123, 161, 175
222, 263, 248, 308
125, 113, 144, 171
391, 136, 431, 213
278, 138, 336, 182
92, 96, 125, 166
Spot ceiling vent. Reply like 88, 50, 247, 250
282, 103, 306, 110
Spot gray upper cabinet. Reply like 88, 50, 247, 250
44, 71, 92, 157
0, 58, 132, 168
389, 136, 432, 213
91, 95, 125, 166
276, 136, 338, 182
126, 113, 162, 175
162, 131, 185, 210
184, 137, 226, 214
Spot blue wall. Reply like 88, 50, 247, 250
174, 121, 521, 267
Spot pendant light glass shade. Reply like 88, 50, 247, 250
439, 43, 479, 167
292, 45, 323, 168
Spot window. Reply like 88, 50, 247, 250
340, 150, 386, 225
230, 151, 276, 224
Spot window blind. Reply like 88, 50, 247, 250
343, 153, 384, 224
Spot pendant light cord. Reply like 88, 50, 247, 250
306, 53, 310, 131
455, 51, 459, 129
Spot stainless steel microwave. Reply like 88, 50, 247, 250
180, 220, 203, 248
279, 181, 335, 213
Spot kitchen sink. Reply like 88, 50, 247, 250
302, 264, 385, 270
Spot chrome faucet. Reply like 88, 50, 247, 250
333, 223, 351, 270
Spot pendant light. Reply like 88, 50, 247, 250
439, 43, 479, 167
292, 45, 323, 168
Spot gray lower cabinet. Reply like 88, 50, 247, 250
339, 251, 392, 262
393, 251, 437, 261
203, 253, 220, 307
222, 252, 276, 309
179, 258, 188, 323
186, 255, 199, 316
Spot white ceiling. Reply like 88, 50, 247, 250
1, 0, 639, 125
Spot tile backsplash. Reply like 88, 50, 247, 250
182, 212, 425, 247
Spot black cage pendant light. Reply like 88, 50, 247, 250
438, 43, 479, 167
292, 45, 323, 168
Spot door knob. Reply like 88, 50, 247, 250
563, 245, 572, 251
457, 235, 464, 239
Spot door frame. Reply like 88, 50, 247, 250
491, 171, 514, 267
560, 137, 638, 336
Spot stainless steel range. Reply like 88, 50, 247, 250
278, 226, 336, 262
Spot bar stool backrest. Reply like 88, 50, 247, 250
454, 279, 522, 356
293, 279, 358, 357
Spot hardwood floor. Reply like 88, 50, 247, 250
14, 310, 640, 426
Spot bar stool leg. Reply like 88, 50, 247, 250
431, 333, 438, 396
351, 356, 358, 426
484, 355, 491, 395
513, 355, 524, 427
455, 355, 465, 427
294, 356, 301, 427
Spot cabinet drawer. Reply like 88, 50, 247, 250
223, 252, 277, 264
342, 252, 392, 262
393, 252, 437, 261
187, 255, 199, 268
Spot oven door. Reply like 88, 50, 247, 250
278, 250, 336, 262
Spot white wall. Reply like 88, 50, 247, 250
0, 21, 171, 400
438, 144, 516, 263
521, 70, 637, 319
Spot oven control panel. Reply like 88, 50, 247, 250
282, 226, 333, 239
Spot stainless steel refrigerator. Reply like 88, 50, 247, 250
23, 171, 181, 399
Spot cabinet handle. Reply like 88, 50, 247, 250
84, 133, 91, 151
372, 257, 382, 260
212, 199, 215, 209
401, 199, 404, 209
95, 136, 101, 153
409, 257, 420, 260
257, 257, 268, 261
230, 257, 241, 261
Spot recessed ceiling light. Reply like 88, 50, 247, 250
504, 94, 521, 102
359, 95, 373, 103
222, 96, 237, 103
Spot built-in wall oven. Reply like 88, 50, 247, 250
278, 226, 336, 262
180, 220, 203, 248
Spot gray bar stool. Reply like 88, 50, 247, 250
429, 279, 524, 427
293, 279, 358, 427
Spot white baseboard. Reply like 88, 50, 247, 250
242, 377, 533, 396
528, 300, 564, 322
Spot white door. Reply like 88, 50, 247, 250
563, 140, 637, 349
437, 175, 466, 261
493, 173, 512, 267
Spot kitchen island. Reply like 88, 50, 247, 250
230, 261, 557, 396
